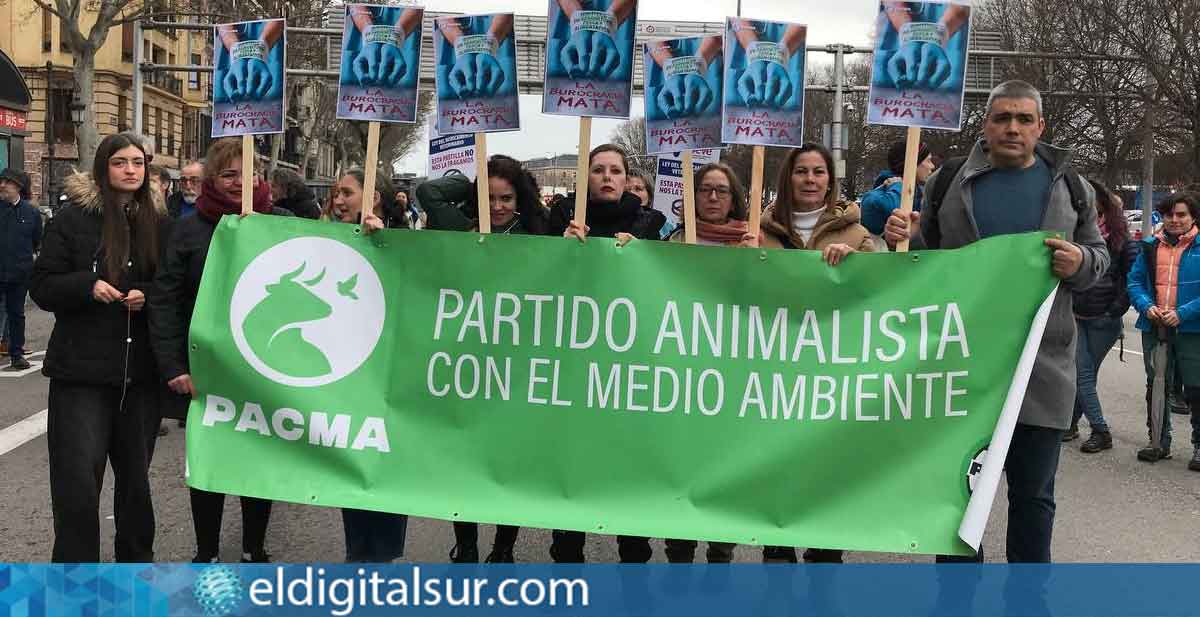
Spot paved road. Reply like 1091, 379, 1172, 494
1, 304, 1198, 564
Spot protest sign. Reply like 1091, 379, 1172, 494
186, 217, 1057, 556
644, 35, 724, 154
721, 17, 806, 148
866, 0, 972, 131
433, 13, 520, 135
541, 0, 638, 119
335, 4, 424, 123
212, 19, 286, 137
426, 118, 477, 180
652, 148, 719, 237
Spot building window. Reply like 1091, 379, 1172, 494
190, 53, 201, 89
117, 94, 128, 132
47, 89, 76, 145
167, 111, 175, 158
42, 8, 51, 52
59, 15, 70, 51
183, 112, 195, 159
154, 107, 162, 154
122, 23, 134, 61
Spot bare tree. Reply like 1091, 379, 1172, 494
609, 117, 655, 179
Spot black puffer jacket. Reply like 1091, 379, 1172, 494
416, 174, 549, 235
1074, 238, 1138, 319
29, 172, 171, 386
148, 207, 293, 382
547, 191, 661, 239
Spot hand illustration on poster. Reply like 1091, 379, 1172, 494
546, 0, 636, 81
644, 36, 723, 154
214, 20, 285, 104
435, 14, 517, 100
340, 5, 422, 89
724, 19, 805, 111
873, 1, 970, 92
866, 1, 972, 131
645, 37, 722, 121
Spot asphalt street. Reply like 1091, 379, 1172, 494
1, 303, 1198, 564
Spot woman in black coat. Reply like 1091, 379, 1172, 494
549, 144, 661, 242
30, 133, 171, 562
148, 136, 289, 563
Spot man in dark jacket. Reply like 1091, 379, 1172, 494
0, 168, 41, 370
885, 80, 1109, 564
167, 160, 203, 219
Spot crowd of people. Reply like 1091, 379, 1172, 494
12, 79, 1200, 566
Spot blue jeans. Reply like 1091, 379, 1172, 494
1072, 317, 1121, 433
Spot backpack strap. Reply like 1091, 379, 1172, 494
923, 156, 968, 250
1062, 168, 1088, 214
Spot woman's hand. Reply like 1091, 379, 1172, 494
168, 373, 197, 398
615, 232, 635, 247
564, 220, 590, 243
738, 232, 759, 248
821, 243, 855, 266
123, 289, 146, 312
93, 280, 125, 304
362, 213, 386, 235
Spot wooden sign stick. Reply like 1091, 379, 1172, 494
748, 145, 765, 242
572, 117, 593, 227
895, 126, 922, 253
682, 150, 697, 245
475, 131, 490, 234
240, 135, 254, 216
360, 121, 381, 226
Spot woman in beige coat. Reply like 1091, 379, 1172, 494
759, 143, 875, 266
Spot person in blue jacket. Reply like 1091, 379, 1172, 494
1127, 192, 1200, 470
859, 141, 933, 236
0, 168, 40, 370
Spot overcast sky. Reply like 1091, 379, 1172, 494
394, 0, 881, 175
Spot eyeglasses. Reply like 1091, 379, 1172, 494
698, 185, 732, 198
109, 157, 145, 169
180, 176, 202, 184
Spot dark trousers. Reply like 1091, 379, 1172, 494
453, 521, 519, 553
0, 280, 26, 358
551, 531, 651, 563
664, 539, 735, 563
189, 488, 272, 558
343, 509, 409, 562
47, 380, 158, 562
933, 423, 1062, 564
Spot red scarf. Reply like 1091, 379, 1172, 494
695, 218, 750, 245
196, 177, 273, 223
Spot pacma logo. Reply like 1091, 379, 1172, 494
230, 237, 385, 388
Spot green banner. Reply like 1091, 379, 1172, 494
186, 216, 1057, 556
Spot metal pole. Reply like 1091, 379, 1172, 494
831, 44, 846, 195
1142, 80, 1156, 239
133, 20, 144, 134
45, 61, 57, 208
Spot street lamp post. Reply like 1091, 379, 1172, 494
45, 61, 56, 208
69, 93, 85, 140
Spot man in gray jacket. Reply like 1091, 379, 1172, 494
885, 80, 1109, 563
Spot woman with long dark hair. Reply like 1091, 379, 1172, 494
416, 154, 547, 237
30, 132, 170, 562
411, 155, 545, 562
550, 144, 661, 242
148, 136, 289, 563
1065, 180, 1137, 452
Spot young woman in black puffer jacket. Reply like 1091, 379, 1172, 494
30, 133, 171, 563
1067, 179, 1138, 452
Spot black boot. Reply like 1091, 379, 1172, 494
484, 546, 514, 563
450, 544, 479, 563
1080, 431, 1113, 453
1137, 445, 1171, 462
1062, 423, 1080, 442
762, 546, 797, 563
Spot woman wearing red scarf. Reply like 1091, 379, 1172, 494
666, 163, 756, 247
149, 137, 292, 562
